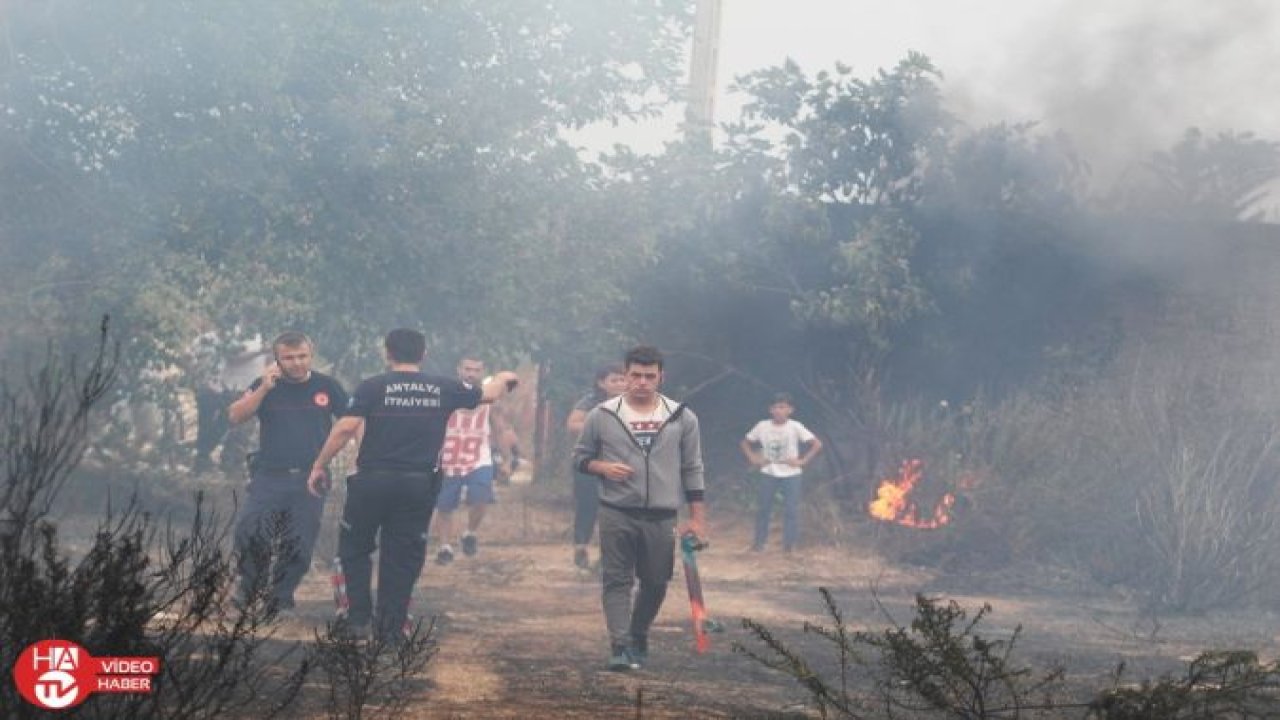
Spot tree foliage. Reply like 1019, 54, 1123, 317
1124, 128, 1280, 222
0, 0, 690, 380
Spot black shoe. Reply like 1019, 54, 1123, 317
631, 635, 648, 667
436, 546, 454, 565
573, 547, 590, 569
461, 533, 478, 557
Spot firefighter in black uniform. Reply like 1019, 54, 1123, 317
307, 329, 517, 642
227, 331, 348, 613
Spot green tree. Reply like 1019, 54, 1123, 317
1, 0, 692, 395
626, 54, 954, 404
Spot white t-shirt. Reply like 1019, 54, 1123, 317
221, 340, 270, 392
192, 331, 269, 392
745, 419, 816, 477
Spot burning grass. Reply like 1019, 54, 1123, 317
812, 348, 1280, 615
868, 458, 957, 530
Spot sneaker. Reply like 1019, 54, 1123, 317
461, 533, 478, 557
631, 635, 648, 667
573, 547, 590, 569
436, 545, 454, 565
607, 644, 640, 672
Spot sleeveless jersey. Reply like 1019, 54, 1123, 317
439, 404, 493, 476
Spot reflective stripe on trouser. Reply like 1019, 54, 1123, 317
336, 471, 441, 639
598, 504, 675, 648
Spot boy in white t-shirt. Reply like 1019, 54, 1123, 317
740, 393, 823, 552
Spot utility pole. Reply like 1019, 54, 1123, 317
685, 0, 723, 148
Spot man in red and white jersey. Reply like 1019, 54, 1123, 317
434, 355, 517, 564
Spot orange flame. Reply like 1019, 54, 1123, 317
868, 459, 955, 529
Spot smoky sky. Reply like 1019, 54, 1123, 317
935, 0, 1280, 183
602, 0, 1280, 200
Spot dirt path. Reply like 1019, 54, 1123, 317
277, 484, 1280, 718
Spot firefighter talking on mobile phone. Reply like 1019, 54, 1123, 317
227, 331, 349, 617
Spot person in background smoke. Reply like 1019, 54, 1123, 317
573, 345, 706, 672
307, 329, 518, 643
433, 354, 519, 565
565, 362, 628, 570
227, 331, 348, 615
192, 329, 271, 473
740, 393, 822, 553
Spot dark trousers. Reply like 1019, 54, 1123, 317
194, 387, 232, 463
234, 470, 324, 608
598, 504, 675, 648
753, 473, 803, 550
336, 471, 441, 641
572, 471, 600, 546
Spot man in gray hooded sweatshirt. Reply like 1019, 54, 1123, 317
573, 345, 706, 671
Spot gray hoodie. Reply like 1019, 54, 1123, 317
572, 393, 705, 511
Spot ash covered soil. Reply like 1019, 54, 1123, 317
258, 482, 1280, 719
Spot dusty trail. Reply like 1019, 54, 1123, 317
274, 483, 1280, 718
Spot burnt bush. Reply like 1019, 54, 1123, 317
0, 321, 301, 718
738, 589, 1280, 719
1, 321, 437, 718
1090, 650, 1280, 720
311, 620, 439, 720
839, 350, 1280, 613
737, 589, 1068, 719
991, 357, 1280, 612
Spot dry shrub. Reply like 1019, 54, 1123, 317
0, 323, 308, 718
991, 353, 1280, 612
2, 322, 436, 718
738, 589, 1280, 719
311, 620, 439, 720
821, 345, 1280, 613
736, 589, 1068, 719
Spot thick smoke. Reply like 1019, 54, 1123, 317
948, 0, 1280, 185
